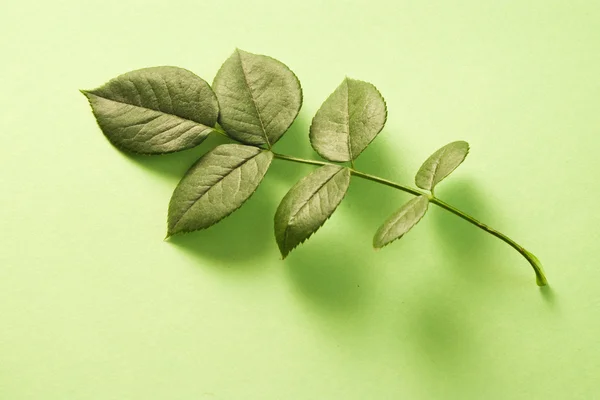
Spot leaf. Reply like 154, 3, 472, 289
309, 78, 387, 162
167, 144, 273, 236
212, 49, 303, 147
373, 195, 429, 249
274, 165, 351, 258
415, 141, 470, 191
82, 67, 219, 154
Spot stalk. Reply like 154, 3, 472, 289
272, 152, 547, 286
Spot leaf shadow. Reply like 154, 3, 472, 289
430, 178, 508, 284
282, 227, 372, 317
114, 131, 279, 272
162, 117, 313, 272
269, 116, 315, 182
122, 134, 231, 181
166, 181, 279, 271
386, 289, 490, 398
404, 293, 474, 365
281, 132, 412, 320
539, 285, 558, 311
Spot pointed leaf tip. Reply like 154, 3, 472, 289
415, 141, 470, 191
373, 195, 430, 248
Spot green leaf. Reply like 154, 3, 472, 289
82, 67, 219, 155
309, 78, 387, 162
373, 195, 429, 249
167, 144, 273, 236
415, 141, 470, 191
274, 165, 351, 258
212, 49, 303, 147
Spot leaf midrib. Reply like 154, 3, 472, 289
84, 91, 212, 130
379, 197, 421, 240
236, 50, 272, 148
344, 79, 353, 162
428, 147, 447, 189
172, 150, 263, 230
379, 202, 409, 240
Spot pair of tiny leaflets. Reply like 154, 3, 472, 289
374, 140, 469, 248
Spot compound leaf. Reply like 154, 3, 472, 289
82, 67, 218, 154
373, 195, 429, 248
310, 78, 387, 162
415, 141, 470, 191
168, 144, 273, 236
212, 49, 302, 147
275, 165, 350, 258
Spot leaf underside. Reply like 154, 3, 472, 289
167, 144, 273, 236
275, 165, 351, 258
212, 49, 303, 146
373, 195, 430, 248
415, 141, 470, 191
82, 67, 219, 154
310, 77, 387, 162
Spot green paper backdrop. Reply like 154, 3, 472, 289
1, 1, 599, 399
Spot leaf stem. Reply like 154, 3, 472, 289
212, 126, 231, 138
272, 152, 547, 286
427, 197, 547, 286
272, 153, 330, 167
349, 169, 425, 197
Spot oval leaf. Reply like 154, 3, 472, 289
309, 78, 387, 162
373, 195, 429, 249
275, 165, 351, 258
212, 49, 302, 147
82, 67, 219, 154
415, 141, 470, 191
167, 144, 273, 236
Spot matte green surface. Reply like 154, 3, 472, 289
1, 1, 599, 399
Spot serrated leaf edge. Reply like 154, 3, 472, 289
80, 68, 219, 156
415, 141, 470, 191
167, 146, 273, 237
309, 77, 388, 162
373, 195, 430, 249
277, 167, 351, 259
214, 49, 304, 146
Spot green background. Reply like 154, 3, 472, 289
1, 1, 599, 399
